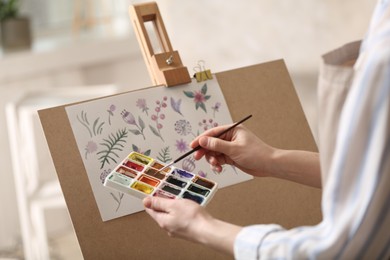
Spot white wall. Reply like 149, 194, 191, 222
160, 0, 375, 73
0, 0, 377, 252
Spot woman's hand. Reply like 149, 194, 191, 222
143, 196, 211, 240
143, 197, 242, 256
190, 124, 321, 187
191, 125, 276, 177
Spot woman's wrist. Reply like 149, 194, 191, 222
267, 149, 321, 188
192, 213, 242, 256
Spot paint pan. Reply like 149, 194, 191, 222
166, 176, 187, 188
153, 189, 176, 199
172, 168, 194, 179
123, 160, 144, 172
116, 166, 137, 179
138, 174, 160, 187
182, 191, 204, 204
161, 183, 181, 195
131, 181, 154, 194
188, 184, 210, 197
193, 176, 215, 189
109, 172, 132, 186
151, 162, 172, 173
144, 167, 166, 180
128, 153, 152, 165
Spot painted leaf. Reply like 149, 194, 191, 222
149, 125, 161, 138
199, 102, 207, 113
110, 192, 120, 204
183, 91, 195, 98
98, 128, 128, 169
92, 118, 99, 135
170, 97, 182, 115
138, 116, 145, 130
201, 83, 207, 95
132, 144, 139, 152
82, 111, 89, 124
129, 129, 141, 135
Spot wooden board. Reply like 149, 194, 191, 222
39, 59, 322, 259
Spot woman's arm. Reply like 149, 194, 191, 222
191, 125, 321, 188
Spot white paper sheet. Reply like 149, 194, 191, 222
66, 78, 252, 221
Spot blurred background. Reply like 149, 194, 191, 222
0, 0, 376, 259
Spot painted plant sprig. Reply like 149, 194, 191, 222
199, 118, 219, 131
149, 96, 168, 142
136, 98, 149, 116
121, 109, 146, 140
77, 110, 105, 137
211, 102, 221, 118
157, 146, 172, 163
84, 140, 98, 159
100, 169, 124, 212
97, 128, 128, 169
110, 192, 124, 212
107, 105, 116, 125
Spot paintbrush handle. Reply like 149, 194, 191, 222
173, 114, 253, 164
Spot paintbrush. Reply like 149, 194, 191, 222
157, 114, 253, 173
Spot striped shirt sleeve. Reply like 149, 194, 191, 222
234, 1, 390, 259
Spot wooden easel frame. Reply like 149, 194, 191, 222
129, 2, 191, 87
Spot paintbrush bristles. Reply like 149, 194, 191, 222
156, 161, 174, 174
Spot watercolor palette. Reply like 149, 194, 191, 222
103, 152, 218, 206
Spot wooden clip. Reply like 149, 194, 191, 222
129, 2, 191, 87
193, 60, 213, 83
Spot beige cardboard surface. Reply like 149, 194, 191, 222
39, 59, 322, 259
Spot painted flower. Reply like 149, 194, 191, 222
183, 83, 211, 113
84, 140, 98, 159
198, 170, 207, 178
211, 102, 221, 117
194, 91, 206, 103
212, 102, 221, 112
136, 99, 149, 115
174, 119, 192, 136
182, 157, 196, 172
175, 138, 188, 153
121, 110, 136, 125
100, 169, 111, 184
107, 105, 116, 125
121, 109, 146, 139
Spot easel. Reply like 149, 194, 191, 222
38, 2, 322, 259
129, 2, 191, 87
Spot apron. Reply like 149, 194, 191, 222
317, 41, 361, 186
